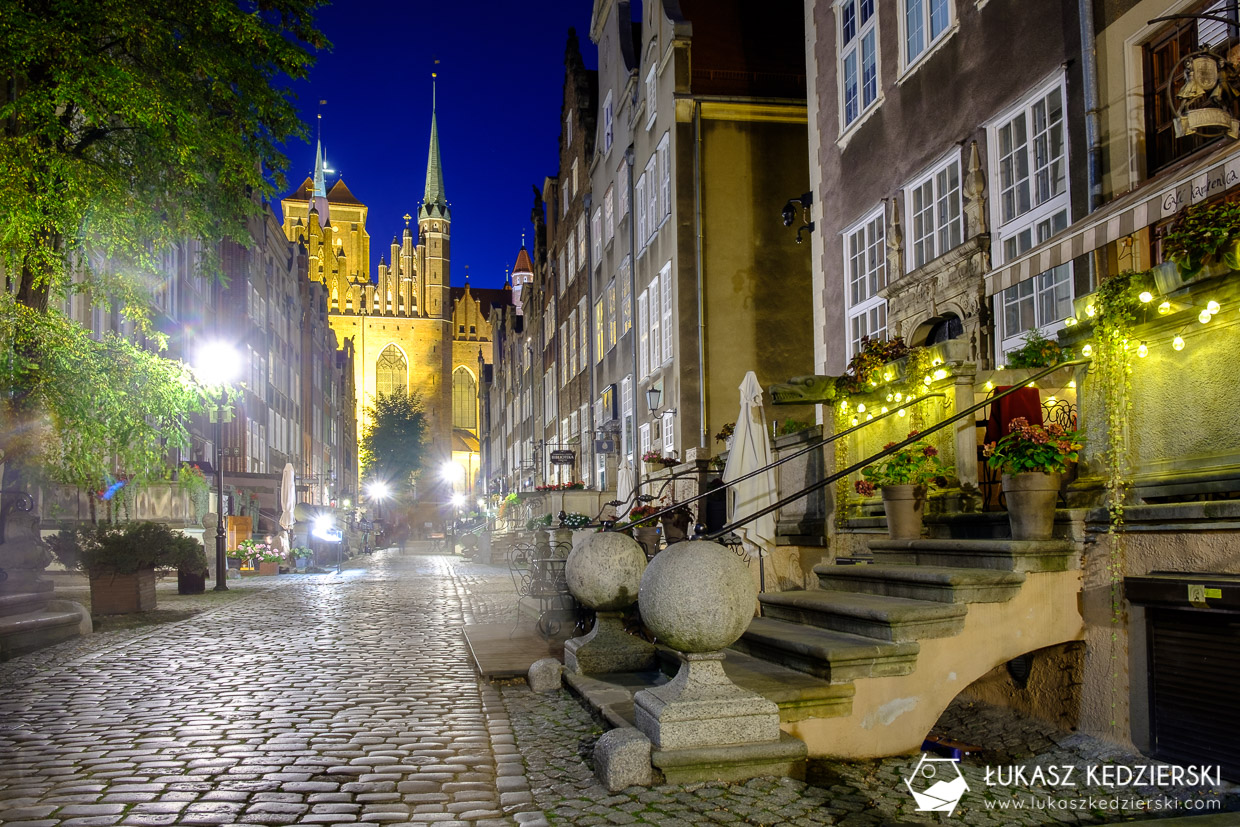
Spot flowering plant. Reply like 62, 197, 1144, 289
641, 450, 663, 463
983, 418, 1082, 475
854, 431, 953, 496
560, 512, 591, 529
626, 504, 659, 528
534, 480, 585, 491
526, 513, 554, 531
233, 538, 282, 562
714, 423, 735, 443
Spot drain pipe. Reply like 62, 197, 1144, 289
1079, 0, 1102, 213
626, 144, 640, 479
693, 100, 707, 449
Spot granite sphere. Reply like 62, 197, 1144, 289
638, 540, 756, 652
566, 531, 648, 611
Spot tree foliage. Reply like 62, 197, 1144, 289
0, 0, 328, 317
359, 389, 429, 493
0, 294, 206, 495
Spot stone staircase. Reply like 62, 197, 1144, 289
729, 535, 1084, 758
0, 584, 89, 660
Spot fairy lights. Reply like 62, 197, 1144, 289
1137, 342, 1148, 358
1173, 335, 1185, 351
1139, 291, 1153, 303
1158, 301, 1172, 315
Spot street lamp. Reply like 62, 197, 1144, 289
364, 480, 390, 552
196, 341, 240, 591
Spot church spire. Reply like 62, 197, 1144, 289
422, 67, 449, 218
313, 138, 327, 198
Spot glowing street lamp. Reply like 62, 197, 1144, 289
195, 341, 239, 592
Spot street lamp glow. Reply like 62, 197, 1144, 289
441, 461, 465, 481
451, 493, 465, 507
366, 480, 390, 500
195, 341, 240, 387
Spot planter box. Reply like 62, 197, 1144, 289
256, 561, 279, 576
177, 568, 207, 595
90, 567, 157, 614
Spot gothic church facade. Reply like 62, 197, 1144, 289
281, 104, 507, 514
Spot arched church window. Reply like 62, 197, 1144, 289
453, 367, 477, 431
376, 345, 408, 397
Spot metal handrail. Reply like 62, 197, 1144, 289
702, 359, 1088, 541
602, 392, 947, 531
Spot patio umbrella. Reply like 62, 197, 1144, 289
615, 460, 635, 520
722, 371, 776, 589
279, 462, 296, 551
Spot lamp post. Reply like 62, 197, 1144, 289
196, 342, 240, 591
365, 480, 389, 553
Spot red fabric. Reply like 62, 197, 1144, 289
984, 387, 1044, 445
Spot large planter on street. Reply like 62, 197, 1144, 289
177, 566, 207, 594
881, 485, 926, 540
256, 561, 280, 576
1002, 472, 1061, 540
90, 567, 157, 614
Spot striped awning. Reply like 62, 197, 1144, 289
986, 144, 1240, 295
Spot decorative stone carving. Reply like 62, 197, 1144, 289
564, 532, 656, 673
0, 511, 52, 594
964, 140, 987, 237
886, 197, 903, 279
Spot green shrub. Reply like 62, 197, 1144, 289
48, 521, 207, 574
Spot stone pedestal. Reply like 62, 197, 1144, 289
564, 610, 656, 674
634, 651, 780, 750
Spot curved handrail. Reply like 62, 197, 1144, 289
701, 359, 1088, 541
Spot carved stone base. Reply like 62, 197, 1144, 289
633, 651, 781, 751
564, 611, 657, 674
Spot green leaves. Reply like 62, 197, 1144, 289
359, 389, 430, 494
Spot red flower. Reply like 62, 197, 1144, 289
854, 480, 877, 496
922, 445, 939, 458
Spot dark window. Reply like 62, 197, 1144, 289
453, 367, 477, 430
1144, 4, 1240, 175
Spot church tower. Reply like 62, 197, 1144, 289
419, 80, 451, 320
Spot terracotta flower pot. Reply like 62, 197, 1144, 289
1002, 471, 1062, 540
881, 485, 926, 540
257, 560, 280, 576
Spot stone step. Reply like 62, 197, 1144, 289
731, 617, 919, 683
0, 608, 84, 660
867, 538, 1079, 572
0, 592, 50, 618
758, 589, 966, 642
566, 648, 856, 729
815, 564, 1026, 604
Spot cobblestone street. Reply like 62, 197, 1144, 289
1, 547, 1237, 826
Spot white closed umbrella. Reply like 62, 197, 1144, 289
615, 460, 635, 520
279, 463, 296, 553
722, 372, 776, 580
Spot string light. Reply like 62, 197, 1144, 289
897, 409, 906, 418
1139, 291, 1153, 303
856, 403, 866, 413
1068, 380, 1077, 388
1137, 341, 1148, 358
931, 358, 943, 367
1207, 300, 1221, 315
881, 406, 889, 414
1027, 382, 1037, 389
883, 370, 894, 382
1086, 303, 1097, 317
1172, 335, 1185, 351
1047, 395, 1057, 403
922, 375, 932, 386
886, 393, 894, 402
1065, 316, 1078, 327
840, 401, 848, 412
996, 365, 1005, 371
1158, 301, 1172, 315
932, 368, 948, 380
1082, 343, 1094, 356
865, 413, 873, 421
1198, 309, 1212, 324
850, 417, 859, 426
983, 380, 994, 391
894, 392, 903, 402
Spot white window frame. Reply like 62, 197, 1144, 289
843, 205, 888, 359
640, 422, 652, 458
618, 166, 629, 218
621, 375, 633, 460
645, 65, 657, 130
657, 132, 671, 224
660, 263, 673, 366
606, 278, 618, 351
662, 411, 675, 456
594, 298, 605, 363
578, 296, 589, 372
837, 0, 881, 133
648, 274, 661, 369
577, 215, 588, 271
566, 229, 577, 285
635, 174, 648, 255
603, 91, 614, 156
604, 184, 615, 243
900, 0, 955, 74
645, 155, 658, 244
638, 289, 649, 379
619, 256, 632, 335
591, 208, 602, 269
904, 149, 964, 272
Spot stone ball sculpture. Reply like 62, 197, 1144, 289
566, 531, 648, 611
638, 540, 756, 652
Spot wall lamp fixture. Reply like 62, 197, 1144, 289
781, 191, 814, 244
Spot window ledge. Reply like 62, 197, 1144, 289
896, 23, 960, 86
836, 95, 886, 151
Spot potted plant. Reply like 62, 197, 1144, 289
226, 546, 247, 570
983, 417, 1082, 540
47, 521, 207, 614
642, 449, 663, 473
1004, 329, 1065, 369
626, 505, 661, 559
854, 431, 952, 540
291, 546, 313, 570
1161, 199, 1240, 279
715, 422, 735, 451
237, 538, 282, 575
658, 503, 694, 544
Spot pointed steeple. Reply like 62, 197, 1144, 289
422, 72, 449, 218
313, 139, 327, 197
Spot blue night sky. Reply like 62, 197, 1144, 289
279, 1, 598, 291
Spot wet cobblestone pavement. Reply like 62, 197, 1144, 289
1, 547, 1237, 826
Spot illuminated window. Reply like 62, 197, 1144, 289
375, 345, 407, 397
